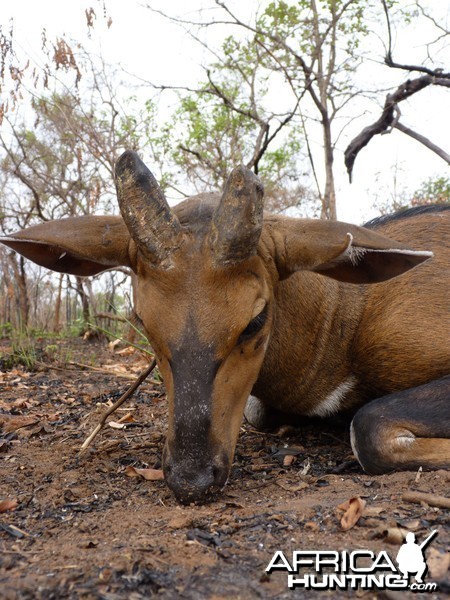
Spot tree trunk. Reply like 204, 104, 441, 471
53, 273, 63, 332
0, 260, 13, 329
75, 277, 90, 328
9, 253, 29, 330
321, 115, 337, 220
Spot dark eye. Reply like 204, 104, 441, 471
238, 305, 268, 344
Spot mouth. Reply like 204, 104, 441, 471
173, 484, 223, 505
163, 454, 231, 505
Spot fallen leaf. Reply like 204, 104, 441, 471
283, 454, 296, 467
0, 498, 18, 513
116, 346, 136, 356
168, 515, 193, 529
108, 339, 122, 352
337, 496, 366, 531
299, 458, 311, 476
427, 547, 450, 580
116, 413, 135, 424
275, 481, 309, 493
401, 519, 420, 530
108, 421, 125, 430
124, 466, 164, 481
363, 506, 386, 517
381, 526, 409, 545
11, 398, 32, 409
0, 415, 40, 433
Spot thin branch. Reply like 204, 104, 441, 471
394, 121, 450, 165
385, 55, 450, 79
344, 75, 449, 180
381, 0, 393, 65
381, 0, 450, 79
79, 359, 156, 453
414, 0, 450, 37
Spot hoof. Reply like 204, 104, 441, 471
244, 395, 269, 430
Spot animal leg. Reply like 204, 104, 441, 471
244, 395, 296, 430
350, 377, 450, 474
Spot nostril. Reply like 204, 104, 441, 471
164, 451, 231, 503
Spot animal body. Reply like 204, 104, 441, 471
1, 151, 449, 504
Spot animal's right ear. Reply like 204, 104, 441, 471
0, 216, 134, 276
268, 217, 433, 284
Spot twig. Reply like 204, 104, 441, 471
344, 75, 449, 181
79, 359, 156, 453
402, 491, 450, 509
67, 361, 142, 380
394, 121, 450, 165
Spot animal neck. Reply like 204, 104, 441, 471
254, 272, 366, 415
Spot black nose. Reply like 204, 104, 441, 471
163, 450, 229, 504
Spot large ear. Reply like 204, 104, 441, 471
267, 217, 433, 284
0, 216, 133, 276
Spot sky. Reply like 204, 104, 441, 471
2, 0, 449, 223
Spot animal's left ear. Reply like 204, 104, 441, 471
269, 218, 433, 283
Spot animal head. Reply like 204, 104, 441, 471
1, 151, 432, 503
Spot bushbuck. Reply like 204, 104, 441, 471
1, 151, 449, 503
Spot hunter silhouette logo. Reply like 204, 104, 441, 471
396, 530, 438, 584
266, 529, 439, 592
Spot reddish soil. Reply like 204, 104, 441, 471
0, 338, 448, 599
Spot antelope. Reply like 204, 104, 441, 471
1, 151, 449, 504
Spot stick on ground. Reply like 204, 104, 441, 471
402, 491, 450, 510
79, 359, 157, 454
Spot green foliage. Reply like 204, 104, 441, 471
169, 85, 256, 188
157, 28, 314, 213
0, 339, 39, 371
258, 0, 370, 64
412, 177, 450, 205
0, 322, 14, 339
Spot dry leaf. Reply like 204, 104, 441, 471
0, 498, 18, 513
1, 415, 40, 433
116, 413, 135, 424
299, 458, 311, 476
337, 496, 366, 531
116, 346, 136, 356
108, 421, 125, 430
108, 339, 121, 352
381, 527, 409, 545
283, 454, 296, 467
11, 398, 31, 409
275, 481, 309, 493
168, 514, 193, 529
427, 547, 450, 580
363, 505, 386, 517
124, 466, 164, 481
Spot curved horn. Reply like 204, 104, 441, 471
115, 150, 183, 266
209, 166, 264, 265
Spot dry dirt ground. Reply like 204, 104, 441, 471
0, 338, 449, 600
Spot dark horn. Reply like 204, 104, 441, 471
115, 150, 183, 266
210, 166, 264, 265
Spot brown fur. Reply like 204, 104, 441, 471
2, 160, 448, 502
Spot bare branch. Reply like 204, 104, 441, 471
381, 0, 450, 79
344, 75, 449, 180
394, 121, 450, 165
385, 55, 450, 79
